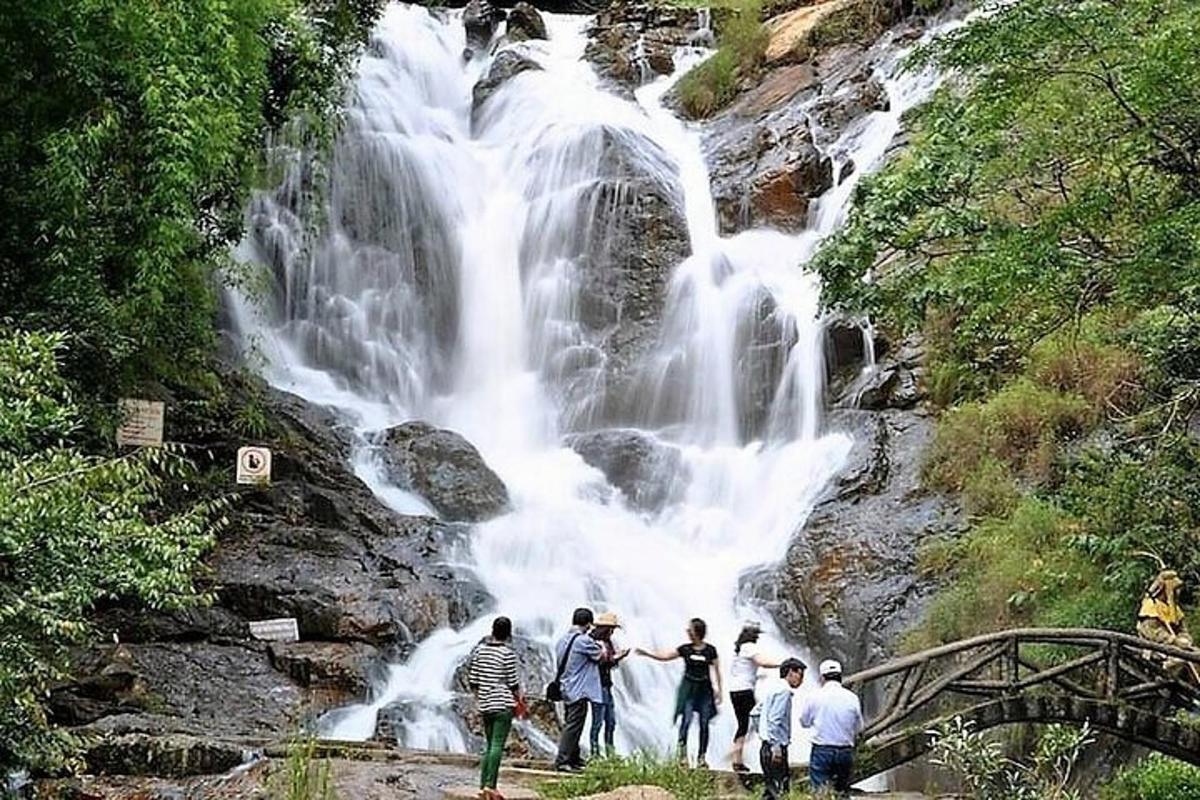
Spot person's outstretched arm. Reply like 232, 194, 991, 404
635, 646, 681, 662
752, 653, 782, 670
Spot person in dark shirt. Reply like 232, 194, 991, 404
589, 611, 629, 758
637, 617, 724, 767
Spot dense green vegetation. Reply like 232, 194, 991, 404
813, 0, 1200, 645
1101, 754, 1200, 800
0, 0, 379, 775
0, 331, 223, 771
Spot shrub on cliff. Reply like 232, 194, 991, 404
0, 330, 223, 773
675, 0, 768, 118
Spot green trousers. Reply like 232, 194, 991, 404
481, 710, 514, 789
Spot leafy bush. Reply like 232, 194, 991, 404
539, 754, 716, 800
924, 379, 1091, 495
908, 499, 1094, 647
928, 717, 1094, 800
0, 330, 223, 773
675, 0, 767, 118
1101, 754, 1200, 800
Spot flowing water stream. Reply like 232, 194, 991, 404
230, 0, 951, 770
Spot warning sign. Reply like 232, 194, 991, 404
248, 617, 299, 642
116, 399, 165, 447
236, 446, 272, 485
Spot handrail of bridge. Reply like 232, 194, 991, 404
843, 627, 1200, 687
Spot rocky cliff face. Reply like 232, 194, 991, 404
52, 376, 498, 773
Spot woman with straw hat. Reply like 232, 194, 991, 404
589, 611, 629, 757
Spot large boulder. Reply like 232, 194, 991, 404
380, 421, 510, 522
463, 0, 506, 53
565, 428, 688, 512
704, 110, 833, 234
744, 409, 963, 669
472, 50, 543, 123
506, 2, 548, 42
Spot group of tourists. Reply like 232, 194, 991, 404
466, 610, 864, 799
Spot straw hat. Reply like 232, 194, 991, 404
594, 611, 621, 628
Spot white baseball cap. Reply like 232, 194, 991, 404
819, 659, 843, 677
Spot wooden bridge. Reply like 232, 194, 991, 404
841, 627, 1200, 779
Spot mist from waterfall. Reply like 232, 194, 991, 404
229, 1, 951, 769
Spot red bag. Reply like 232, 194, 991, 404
515, 695, 529, 720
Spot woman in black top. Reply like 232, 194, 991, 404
637, 617, 724, 767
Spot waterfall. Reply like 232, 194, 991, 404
229, 0, 953, 768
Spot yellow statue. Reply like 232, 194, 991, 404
1137, 568, 1199, 680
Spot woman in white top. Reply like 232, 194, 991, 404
728, 621, 781, 772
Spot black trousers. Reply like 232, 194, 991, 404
760, 742, 790, 800
555, 699, 589, 767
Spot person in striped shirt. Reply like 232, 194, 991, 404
467, 616, 524, 799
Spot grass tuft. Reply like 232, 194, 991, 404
675, 0, 767, 118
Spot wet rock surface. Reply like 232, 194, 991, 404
748, 407, 963, 670
701, 12, 932, 235
463, 0, 506, 53
584, 0, 708, 93
380, 421, 510, 522
506, 2, 548, 42
473, 50, 542, 118
566, 428, 688, 512
532, 127, 691, 427
55, 380, 494, 772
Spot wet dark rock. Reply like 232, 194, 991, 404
58, 379, 495, 761
704, 109, 833, 234
51, 642, 302, 736
268, 641, 382, 695
584, 0, 706, 92
82, 733, 248, 778
827, 329, 925, 411
463, 0, 505, 52
380, 421, 510, 522
565, 428, 688, 512
506, 2, 548, 42
735, 288, 800, 440
747, 409, 963, 669
472, 50, 542, 124
525, 126, 689, 426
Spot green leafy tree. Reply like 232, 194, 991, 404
814, 0, 1200, 386
0, 0, 377, 394
0, 330, 223, 772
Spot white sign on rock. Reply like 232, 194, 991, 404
116, 399, 165, 447
248, 617, 299, 642
236, 446, 272, 485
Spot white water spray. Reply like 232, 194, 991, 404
231, 1, 955, 771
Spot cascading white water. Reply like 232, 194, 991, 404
230, 0, 954, 769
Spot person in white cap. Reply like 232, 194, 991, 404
799, 658, 863, 795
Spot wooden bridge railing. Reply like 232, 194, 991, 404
839, 628, 1200, 776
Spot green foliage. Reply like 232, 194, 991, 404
0, 0, 378, 396
927, 717, 1094, 800
271, 737, 337, 800
539, 754, 717, 800
813, 0, 1200, 397
1101, 754, 1200, 800
924, 379, 1091, 496
675, 0, 767, 118
0, 330, 223, 773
